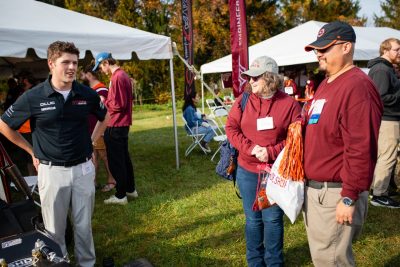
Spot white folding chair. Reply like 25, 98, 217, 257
213, 107, 228, 129
182, 116, 208, 156
208, 118, 228, 161
206, 99, 218, 114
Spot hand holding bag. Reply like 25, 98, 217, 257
252, 165, 275, 211
264, 121, 304, 223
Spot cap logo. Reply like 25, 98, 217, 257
251, 62, 260, 68
317, 28, 325, 38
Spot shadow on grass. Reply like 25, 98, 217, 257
384, 253, 400, 267
284, 241, 312, 266
95, 210, 244, 266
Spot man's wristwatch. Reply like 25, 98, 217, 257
342, 197, 355, 207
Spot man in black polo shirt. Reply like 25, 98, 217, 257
0, 41, 108, 267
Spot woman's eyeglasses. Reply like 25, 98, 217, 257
313, 42, 348, 55
250, 75, 262, 81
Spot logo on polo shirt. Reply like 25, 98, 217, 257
5, 105, 14, 117
40, 101, 56, 111
40, 101, 55, 107
72, 100, 87, 105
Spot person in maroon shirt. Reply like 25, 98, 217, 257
93, 52, 137, 205
303, 21, 383, 267
226, 56, 301, 266
81, 65, 116, 192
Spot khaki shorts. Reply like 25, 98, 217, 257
93, 136, 106, 150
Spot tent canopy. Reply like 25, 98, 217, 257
200, 20, 400, 74
0, 0, 181, 169
0, 0, 172, 61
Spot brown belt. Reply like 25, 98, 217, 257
306, 180, 342, 189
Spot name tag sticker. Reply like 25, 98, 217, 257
308, 99, 325, 125
257, 116, 274, 131
284, 86, 294, 95
82, 160, 93, 176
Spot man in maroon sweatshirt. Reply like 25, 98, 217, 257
303, 21, 383, 266
93, 52, 137, 205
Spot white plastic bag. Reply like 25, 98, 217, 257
266, 148, 304, 224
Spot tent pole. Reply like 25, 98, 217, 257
170, 58, 180, 170
201, 73, 205, 113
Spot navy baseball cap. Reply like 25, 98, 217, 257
305, 21, 356, 52
93, 52, 112, 71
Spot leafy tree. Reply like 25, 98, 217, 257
374, 0, 400, 28
39, 0, 370, 103
280, 0, 366, 28
64, 0, 176, 103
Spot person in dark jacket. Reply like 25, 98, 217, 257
367, 38, 400, 208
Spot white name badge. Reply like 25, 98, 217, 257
284, 86, 294, 95
308, 99, 326, 125
82, 160, 93, 176
257, 116, 274, 131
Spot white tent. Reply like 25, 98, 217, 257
200, 20, 400, 74
0, 0, 181, 169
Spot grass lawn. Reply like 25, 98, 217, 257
91, 104, 400, 267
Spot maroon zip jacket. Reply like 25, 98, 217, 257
105, 68, 133, 127
226, 90, 302, 173
304, 67, 383, 200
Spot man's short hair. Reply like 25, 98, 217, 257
83, 64, 99, 79
379, 38, 400, 56
17, 70, 36, 85
47, 41, 80, 62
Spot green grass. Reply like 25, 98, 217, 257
88, 105, 399, 267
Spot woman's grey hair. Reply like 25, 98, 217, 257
260, 72, 283, 94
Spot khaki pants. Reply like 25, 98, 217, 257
372, 120, 400, 195
38, 161, 96, 267
303, 186, 368, 267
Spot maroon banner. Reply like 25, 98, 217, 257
181, 0, 195, 99
229, 0, 248, 97
221, 72, 233, 89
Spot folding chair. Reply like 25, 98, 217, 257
208, 118, 228, 161
182, 116, 208, 156
213, 107, 228, 129
206, 99, 218, 114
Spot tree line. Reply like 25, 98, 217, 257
38, 0, 399, 103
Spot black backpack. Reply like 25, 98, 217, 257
215, 92, 250, 197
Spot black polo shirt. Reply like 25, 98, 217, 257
1, 76, 107, 163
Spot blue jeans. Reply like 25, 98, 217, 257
192, 126, 215, 143
237, 165, 284, 267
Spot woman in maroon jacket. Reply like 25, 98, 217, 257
226, 56, 301, 267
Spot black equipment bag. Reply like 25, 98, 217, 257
0, 199, 37, 239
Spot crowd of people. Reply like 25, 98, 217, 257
224, 21, 397, 267
0, 20, 399, 267
0, 42, 138, 266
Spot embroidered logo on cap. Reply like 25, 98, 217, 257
317, 28, 325, 38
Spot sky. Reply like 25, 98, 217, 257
358, 0, 384, 26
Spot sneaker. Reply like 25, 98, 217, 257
104, 195, 128, 205
126, 190, 138, 198
370, 195, 400, 208
200, 141, 211, 153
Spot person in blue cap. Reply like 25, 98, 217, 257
93, 52, 138, 205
